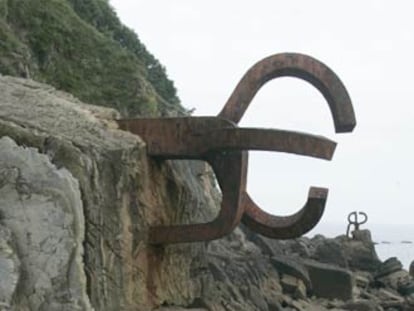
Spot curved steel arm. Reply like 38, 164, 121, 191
203, 128, 336, 160
218, 53, 356, 239
242, 188, 327, 239
218, 53, 356, 132
149, 151, 248, 244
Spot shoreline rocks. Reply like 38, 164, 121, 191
1, 75, 413, 310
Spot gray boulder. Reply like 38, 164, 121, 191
337, 231, 381, 272
313, 238, 348, 268
304, 260, 354, 301
375, 257, 403, 278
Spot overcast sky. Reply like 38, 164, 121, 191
110, 1, 414, 229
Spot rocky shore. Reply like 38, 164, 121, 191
1, 1, 412, 309
1, 77, 413, 311
238, 227, 414, 311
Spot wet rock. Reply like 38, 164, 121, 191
305, 260, 354, 301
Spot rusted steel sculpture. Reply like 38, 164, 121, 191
117, 53, 356, 244
346, 211, 368, 238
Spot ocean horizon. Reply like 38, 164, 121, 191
306, 222, 414, 270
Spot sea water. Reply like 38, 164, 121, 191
307, 222, 414, 270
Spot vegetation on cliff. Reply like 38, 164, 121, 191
0, 0, 183, 116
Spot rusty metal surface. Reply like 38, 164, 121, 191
217, 53, 356, 239
218, 53, 356, 132
117, 117, 336, 160
150, 151, 248, 244
116, 52, 357, 244
242, 188, 327, 239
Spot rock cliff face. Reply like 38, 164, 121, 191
2, 75, 414, 311
0, 75, 210, 310
1, 1, 414, 310
0, 75, 296, 310
0, 75, 293, 311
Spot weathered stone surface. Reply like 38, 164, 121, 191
305, 260, 354, 301
375, 257, 403, 279
0, 75, 290, 310
280, 275, 306, 300
154, 308, 207, 311
376, 288, 404, 303
355, 273, 371, 289
283, 237, 312, 258
398, 280, 414, 296
271, 255, 312, 291
404, 294, 414, 310
336, 232, 381, 272
0, 136, 92, 310
410, 261, 414, 278
0, 224, 20, 309
242, 225, 285, 256
0, 75, 211, 310
352, 229, 374, 244
200, 231, 284, 311
341, 299, 381, 311
313, 238, 348, 268
376, 270, 410, 291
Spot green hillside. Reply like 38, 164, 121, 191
0, 0, 184, 116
